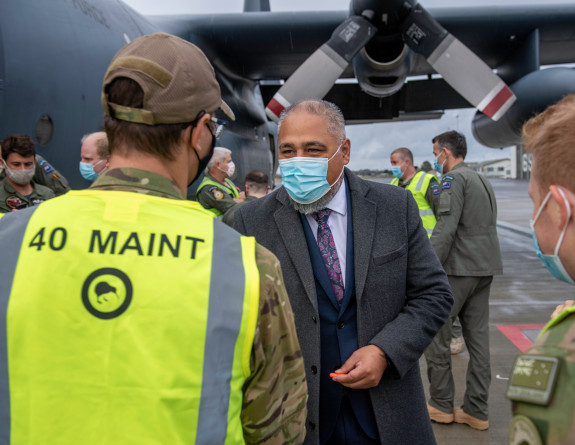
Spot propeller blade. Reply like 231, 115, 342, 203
400, 3, 515, 121
266, 15, 377, 122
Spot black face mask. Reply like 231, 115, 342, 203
189, 133, 216, 186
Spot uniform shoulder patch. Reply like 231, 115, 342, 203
209, 186, 224, 200
442, 179, 452, 190
39, 159, 54, 173
507, 355, 559, 405
430, 183, 440, 195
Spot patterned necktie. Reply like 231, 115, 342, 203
311, 209, 344, 305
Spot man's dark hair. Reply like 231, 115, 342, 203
432, 130, 467, 159
103, 78, 192, 161
1, 135, 35, 160
245, 170, 269, 194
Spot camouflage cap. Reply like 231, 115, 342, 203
101, 33, 235, 125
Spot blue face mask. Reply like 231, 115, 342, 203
279, 142, 344, 204
391, 165, 404, 179
434, 152, 444, 175
79, 161, 99, 181
530, 189, 575, 285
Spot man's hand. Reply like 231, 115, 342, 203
551, 300, 575, 319
233, 191, 246, 203
330, 345, 387, 389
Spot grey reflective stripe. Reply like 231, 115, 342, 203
420, 210, 434, 217
196, 221, 246, 444
0, 208, 38, 443
426, 228, 434, 235
414, 172, 427, 192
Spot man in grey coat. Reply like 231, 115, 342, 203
234, 99, 453, 445
425, 130, 503, 431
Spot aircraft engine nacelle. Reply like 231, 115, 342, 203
352, 37, 411, 98
472, 67, 575, 148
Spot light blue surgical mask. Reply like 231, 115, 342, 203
79, 161, 101, 181
391, 165, 404, 179
279, 142, 344, 204
434, 152, 444, 175
530, 188, 575, 285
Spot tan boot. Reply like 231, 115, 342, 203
427, 403, 454, 424
450, 336, 465, 355
453, 406, 489, 430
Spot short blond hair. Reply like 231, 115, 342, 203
522, 95, 575, 194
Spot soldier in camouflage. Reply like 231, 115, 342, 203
1, 33, 308, 443
506, 95, 575, 444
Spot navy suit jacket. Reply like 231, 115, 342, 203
234, 168, 453, 445
300, 182, 377, 442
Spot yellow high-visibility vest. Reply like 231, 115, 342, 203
391, 171, 437, 237
0, 190, 259, 444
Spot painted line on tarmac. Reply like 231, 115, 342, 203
496, 324, 546, 352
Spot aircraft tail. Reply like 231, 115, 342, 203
243, 0, 270, 12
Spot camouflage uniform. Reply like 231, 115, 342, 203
0, 178, 55, 213
196, 172, 240, 215
508, 308, 575, 444
91, 168, 308, 444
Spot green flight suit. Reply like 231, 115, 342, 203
222, 195, 258, 227
0, 155, 69, 197
196, 173, 239, 216
33, 154, 70, 196
425, 162, 502, 421
0, 178, 55, 213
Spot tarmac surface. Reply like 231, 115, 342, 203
419, 178, 573, 444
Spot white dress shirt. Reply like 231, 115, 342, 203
305, 177, 348, 285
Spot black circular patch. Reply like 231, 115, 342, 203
82, 268, 133, 319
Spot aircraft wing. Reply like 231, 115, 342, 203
176, 5, 575, 81
164, 4, 575, 131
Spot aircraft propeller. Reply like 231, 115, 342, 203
265, 0, 516, 123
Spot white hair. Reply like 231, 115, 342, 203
206, 146, 231, 172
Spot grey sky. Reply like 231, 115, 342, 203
121, 0, 569, 169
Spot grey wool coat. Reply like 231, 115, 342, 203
234, 168, 453, 444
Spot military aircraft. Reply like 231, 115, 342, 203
1, 0, 575, 189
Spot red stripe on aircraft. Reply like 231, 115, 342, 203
496, 324, 545, 352
482, 86, 514, 118
266, 97, 285, 118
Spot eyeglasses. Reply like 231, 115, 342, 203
208, 116, 227, 140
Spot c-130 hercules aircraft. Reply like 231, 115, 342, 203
1, 0, 575, 189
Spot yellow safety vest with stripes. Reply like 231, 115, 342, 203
391, 171, 437, 237
0, 190, 259, 444
197, 177, 239, 217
